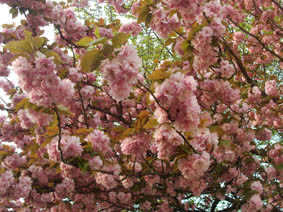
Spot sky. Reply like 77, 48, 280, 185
0, 4, 20, 26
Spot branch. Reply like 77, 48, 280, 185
138, 80, 174, 121
55, 25, 81, 48
95, 196, 133, 211
88, 105, 131, 127
0, 96, 8, 105
92, 167, 180, 178
211, 199, 220, 212
176, 129, 199, 154
271, 0, 283, 11
78, 86, 89, 128
16, 0, 37, 36
222, 39, 255, 85
143, 25, 175, 58
229, 18, 283, 62
138, 80, 199, 154
53, 105, 69, 164
0, 105, 14, 113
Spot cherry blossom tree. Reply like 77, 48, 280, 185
0, 0, 282, 211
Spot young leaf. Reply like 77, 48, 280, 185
143, 118, 159, 129
41, 49, 64, 64
112, 33, 130, 48
80, 49, 104, 73
75, 36, 94, 47
5, 40, 33, 54
148, 69, 170, 80
15, 98, 29, 111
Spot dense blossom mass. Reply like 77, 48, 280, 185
0, 0, 282, 211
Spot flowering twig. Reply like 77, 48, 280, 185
53, 105, 68, 164
228, 18, 283, 62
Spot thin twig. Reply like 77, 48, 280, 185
55, 25, 81, 48
271, 0, 283, 11
16, 0, 37, 36
222, 39, 255, 85
229, 18, 283, 62
138, 80, 198, 154
88, 105, 131, 127
78, 86, 89, 128
53, 105, 68, 164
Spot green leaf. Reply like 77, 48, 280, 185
74, 128, 94, 135
5, 39, 33, 54
137, 7, 150, 24
180, 144, 193, 155
9, 7, 18, 18
112, 33, 130, 48
148, 69, 170, 80
121, 128, 134, 138
41, 137, 53, 148
5, 30, 46, 54
173, 154, 187, 173
80, 49, 104, 73
277, 164, 283, 171
165, 38, 175, 46
219, 140, 232, 147
57, 104, 71, 115
94, 26, 100, 38
113, 125, 126, 133
145, 13, 152, 27
0, 151, 9, 161
144, 0, 153, 4
143, 118, 159, 129
89, 37, 107, 46
78, 159, 90, 173
32, 37, 46, 49
24, 30, 45, 50
101, 44, 114, 56
209, 125, 225, 137
15, 98, 29, 111
137, 110, 150, 118
75, 36, 94, 47
181, 41, 189, 51
186, 20, 209, 42
27, 142, 40, 154
41, 49, 64, 64
42, 112, 59, 137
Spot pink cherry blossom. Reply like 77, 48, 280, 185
265, 80, 278, 96
119, 22, 142, 36
100, 45, 142, 101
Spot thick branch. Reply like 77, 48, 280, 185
211, 199, 220, 212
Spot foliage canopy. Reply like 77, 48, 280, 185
0, 0, 282, 211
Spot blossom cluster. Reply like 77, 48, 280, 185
0, 0, 282, 211
12, 53, 75, 107
154, 72, 200, 131
100, 45, 142, 101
